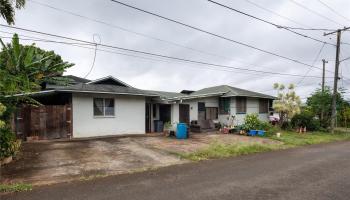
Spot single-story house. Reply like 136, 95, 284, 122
13, 75, 275, 140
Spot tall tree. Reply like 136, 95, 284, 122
273, 83, 301, 126
306, 87, 349, 128
0, 0, 25, 25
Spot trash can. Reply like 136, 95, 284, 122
154, 120, 164, 132
248, 130, 257, 136
176, 123, 188, 139
257, 130, 265, 136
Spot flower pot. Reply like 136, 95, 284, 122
1, 156, 12, 165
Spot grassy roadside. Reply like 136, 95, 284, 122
268, 131, 350, 147
0, 183, 32, 193
179, 142, 282, 161
180, 130, 350, 161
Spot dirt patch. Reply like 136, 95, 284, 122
0, 133, 279, 186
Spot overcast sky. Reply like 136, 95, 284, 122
1, 0, 350, 100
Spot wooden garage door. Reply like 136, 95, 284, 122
179, 104, 190, 124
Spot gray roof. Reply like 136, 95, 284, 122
178, 85, 275, 100
65, 75, 91, 84
146, 90, 187, 99
27, 75, 275, 99
54, 83, 158, 96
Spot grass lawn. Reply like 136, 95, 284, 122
268, 130, 350, 147
180, 129, 350, 161
0, 183, 32, 193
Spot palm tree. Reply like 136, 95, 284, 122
0, 0, 25, 25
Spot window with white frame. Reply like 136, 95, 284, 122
93, 98, 115, 116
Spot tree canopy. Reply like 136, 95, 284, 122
0, 0, 25, 25
0, 34, 74, 95
273, 83, 301, 125
307, 87, 350, 128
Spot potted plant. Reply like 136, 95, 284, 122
163, 121, 172, 136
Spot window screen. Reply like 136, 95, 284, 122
219, 97, 230, 114
259, 99, 268, 113
236, 97, 247, 114
93, 98, 115, 116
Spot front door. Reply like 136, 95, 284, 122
179, 104, 190, 124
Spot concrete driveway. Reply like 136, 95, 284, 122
3, 140, 350, 200
1, 133, 277, 186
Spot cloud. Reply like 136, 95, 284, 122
2, 0, 349, 99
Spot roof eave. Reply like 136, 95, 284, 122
56, 89, 159, 97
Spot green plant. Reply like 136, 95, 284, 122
164, 121, 172, 130
179, 142, 281, 161
0, 0, 26, 25
0, 128, 20, 159
243, 113, 261, 130
0, 183, 32, 193
291, 110, 320, 131
0, 103, 6, 129
0, 34, 74, 95
273, 83, 301, 126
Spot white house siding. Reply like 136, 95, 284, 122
218, 97, 269, 125
172, 97, 220, 123
171, 103, 179, 125
167, 96, 269, 127
72, 93, 146, 138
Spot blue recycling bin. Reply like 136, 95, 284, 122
176, 123, 188, 139
248, 130, 257, 136
257, 130, 265, 136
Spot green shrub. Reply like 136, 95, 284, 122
0, 183, 32, 193
0, 128, 20, 159
243, 113, 261, 130
291, 111, 320, 131
281, 121, 292, 130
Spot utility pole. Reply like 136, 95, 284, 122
321, 59, 328, 92
324, 27, 350, 133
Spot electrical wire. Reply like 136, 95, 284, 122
317, 0, 350, 23
297, 42, 326, 85
0, 24, 333, 79
109, 0, 335, 72
243, 0, 313, 29
28, 0, 260, 68
207, 0, 334, 46
83, 34, 101, 78
289, 0, 344, 27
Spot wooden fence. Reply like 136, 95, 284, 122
15, 105, 72, 140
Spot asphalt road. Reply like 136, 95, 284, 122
3, 141, 350, 200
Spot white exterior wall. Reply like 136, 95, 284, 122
72, 93, 146, 138
219, 97, 269, 126
186, 97, 219, 122
171, 103, 179, 125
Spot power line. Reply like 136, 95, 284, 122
0, 30, 297, 77
28, 0, 260, 68
297, 42, 326, 85
317, 0, 350, 23
243, 0, 310, 28
207, 0, 334, 46
258, 80, 332, 93
109, 0, 334, 72
289, 0, 344, 27
243, 0, 335, 31
0, 30, 94, 46
0, 24, 334, 79
0, 33, 320, 78
31, 0, 313, 76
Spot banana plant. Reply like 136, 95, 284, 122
0, 34, 74, 95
